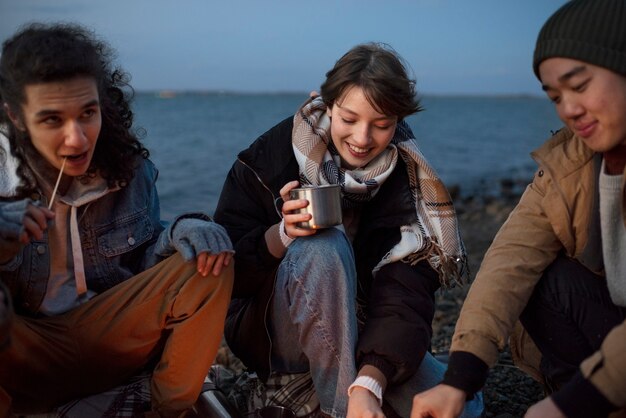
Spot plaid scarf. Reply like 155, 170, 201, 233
292, 97, 468, 286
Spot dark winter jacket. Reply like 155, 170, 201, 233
214, 117, 441, 383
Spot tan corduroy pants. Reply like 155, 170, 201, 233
0, 253, 233, 417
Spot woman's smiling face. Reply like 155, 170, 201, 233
327, 86, 398, 169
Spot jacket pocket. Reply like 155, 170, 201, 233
96, 210, 154, 257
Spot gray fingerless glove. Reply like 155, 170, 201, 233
0, 199, 30, 238
0, 199, 31, 262
170, 218, 234, 261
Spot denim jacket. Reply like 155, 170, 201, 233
0, 155, 181, 316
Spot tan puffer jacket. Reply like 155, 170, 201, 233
451, 127, 626, 410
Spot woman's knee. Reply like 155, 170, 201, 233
287, 228, 354, 273
288, 228, 351, 258
278, 228, 356, 296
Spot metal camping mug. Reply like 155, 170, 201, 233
289, 184, 342, 229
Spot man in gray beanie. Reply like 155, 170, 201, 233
411, 0, 626, 417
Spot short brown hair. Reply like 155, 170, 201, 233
320, 42, 422, 120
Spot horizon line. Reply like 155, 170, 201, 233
137, 89, 547, 100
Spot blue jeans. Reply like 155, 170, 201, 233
269, 228, 357, 417
268, 228, 483, 418
385, 353, 484, 418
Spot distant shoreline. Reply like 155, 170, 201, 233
136, 89, 549, 100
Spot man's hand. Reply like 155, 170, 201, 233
195, 250, 233, 277
20, 204, 55, 243
1, 200, 54, 263
170, 218, 234, 276
411, 384, 466, 418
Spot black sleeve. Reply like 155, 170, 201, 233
552, 371, 617, 418
356, 259, 440, 384
442, 351, 489, 397
214, 159, 282, 298
214, 118, 298, 298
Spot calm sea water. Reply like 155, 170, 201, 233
133, 92, 562, 220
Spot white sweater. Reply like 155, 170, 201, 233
599, 158, 626, 307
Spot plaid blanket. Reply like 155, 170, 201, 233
22, 374, 151, 418
22, 367, 318, 418
209, 365, 319, 417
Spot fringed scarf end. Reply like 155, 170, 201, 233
403, 240, 469, 289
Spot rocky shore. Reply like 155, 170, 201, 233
215, 176, 545, 418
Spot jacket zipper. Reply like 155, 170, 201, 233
237, 157, 281, 376
237, 157, 282, 218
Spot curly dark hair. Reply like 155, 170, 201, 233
320, 42, 422, 121
0, 22, 149, 197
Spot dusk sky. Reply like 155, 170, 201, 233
0, 0, 567, 96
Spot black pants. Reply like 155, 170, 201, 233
519, 256, 626, 389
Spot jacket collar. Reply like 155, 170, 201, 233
531, 127, 595, 180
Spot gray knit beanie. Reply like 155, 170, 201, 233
533, 0, 626, 79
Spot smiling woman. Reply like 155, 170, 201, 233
214, 42, 484, 418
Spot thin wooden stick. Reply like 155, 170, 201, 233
48, 157, 67, 210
